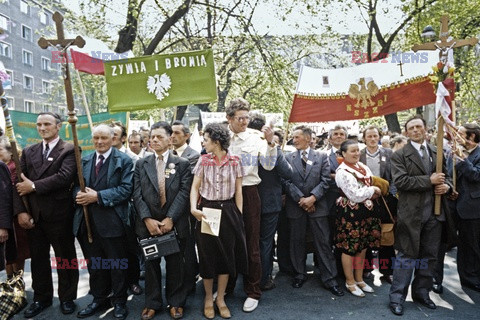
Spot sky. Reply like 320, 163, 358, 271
61, 0, 405, 38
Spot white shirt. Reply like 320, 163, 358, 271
96, 147, 112, 165
155, 149, 170, 170
228, 128, 277, 186
174, 143, 188, 157
43, 136, 60, 158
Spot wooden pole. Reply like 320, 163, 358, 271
38, 12, 93, 243
1, 87, 31, 214
434, 116, 444, 215
75, 69, 94, 131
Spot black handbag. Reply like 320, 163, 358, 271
139, 231, 180, 261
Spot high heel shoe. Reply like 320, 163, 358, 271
203, 301, 215, 319
356, 281, 374, 293
216, 301, 231, 319
346, 283, 365, 297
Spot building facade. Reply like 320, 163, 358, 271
1, 0, 67, 115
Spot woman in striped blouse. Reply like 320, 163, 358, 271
190, 123, 248, 319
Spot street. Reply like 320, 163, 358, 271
2, 242, 479, 320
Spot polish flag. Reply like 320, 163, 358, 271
69, 37, 134, 75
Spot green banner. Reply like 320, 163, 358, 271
104, 49, 217, 112
10, 111, 127, 155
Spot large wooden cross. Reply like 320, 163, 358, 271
411, 15, 479, 215
38, 12, 93, 243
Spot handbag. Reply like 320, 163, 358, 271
0, 270, 28, 320
380, 196, 395, 247
139, 230, 180, 261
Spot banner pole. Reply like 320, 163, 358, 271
75, 69, 94, 131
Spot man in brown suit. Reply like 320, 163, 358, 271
15, 112, 79, 318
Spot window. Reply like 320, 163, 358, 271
21, 25, 32, 41
42, 80, 51, 94
24, 100, 34, 113
6, 70, 13, 87
0, 41, 12, 58
22, 50, 33, 66
39, 12, 48, 25
0, 14, 9, 31
43, 104, 52, 112
58, 106, 67, 116
20, 1, 30, 15
41, 57, 50, 70
6, 97, 14, 110
23, 75, 33, 90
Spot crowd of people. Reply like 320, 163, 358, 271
1, 96, 480, 319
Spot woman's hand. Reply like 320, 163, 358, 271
371, 186, 382, 199
0, 229, 8, 243
191, 209, 206, 222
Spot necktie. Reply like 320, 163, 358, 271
43, 143, 50, 160
302, 150, 308, 171
420, 145, 430, 172
95, 155, 104, 177
156, 156, 167, 207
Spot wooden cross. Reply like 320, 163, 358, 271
37, 12, 93, 243
411, 15, 479, 216
397, 61, 404, 77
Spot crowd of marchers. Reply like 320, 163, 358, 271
1, 97, 480, 320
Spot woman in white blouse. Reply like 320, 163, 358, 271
335, 140, 382, 297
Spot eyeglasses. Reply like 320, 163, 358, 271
234, 116, 250, 122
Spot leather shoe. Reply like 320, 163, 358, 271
381, 275, 394, 284
432, 283, 443, 294
260, 277, 276, 291
60, 300, 77, 315
130, 283, 143, 295
204, 303, 215, 319
329, 285, 344, 296
77, 301, 108, 318
412, 297, 436, 309
463, 282, 480, 292
389, 303, 404, 316
113, 303, 128, 320
141, 308, 156, 320
169, 306, 184, 319
24, 301, 52, 318
292, 278, 306, 288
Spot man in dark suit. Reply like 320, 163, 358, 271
454, 123, 480, 292
389, 116, 454, 316
359, 126, 395, 283
283, 125, 343, 296
0, 161, 12, 271
15, 112, 79, 317
134, 121, 193, 320
74, 124, 133, 320
171, 120, 200, 296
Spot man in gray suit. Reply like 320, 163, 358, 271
133, 121, 193, 320
389, 116, 453, 316
454, 123, 480, 292
283, 125, 343, 296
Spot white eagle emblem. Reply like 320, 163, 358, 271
147, 73, 172, 101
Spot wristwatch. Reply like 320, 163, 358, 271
31, 183, 36, 192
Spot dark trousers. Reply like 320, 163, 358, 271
389, 216, 442, 304
27, 218, 78, 303
379, 245, 396, 276
79, 225, 128, 304
125, 226, 140, 286
276, 207, 293, 274
183, 215, 199, 293
227, 186, 262, 300
289, 215, 338, 288
260, 211, 280, 285
145, 237, 188, 310
457, 218, 480, 286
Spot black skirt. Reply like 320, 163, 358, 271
196, 198, 248, 279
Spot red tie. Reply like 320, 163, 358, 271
95, 155, 104, 177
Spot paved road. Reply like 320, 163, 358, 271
1, 242, 479, 320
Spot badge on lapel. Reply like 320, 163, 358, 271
47, 157, 54, 161
165, 163, 176, 178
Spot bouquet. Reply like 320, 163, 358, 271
429, 61, 455, 92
